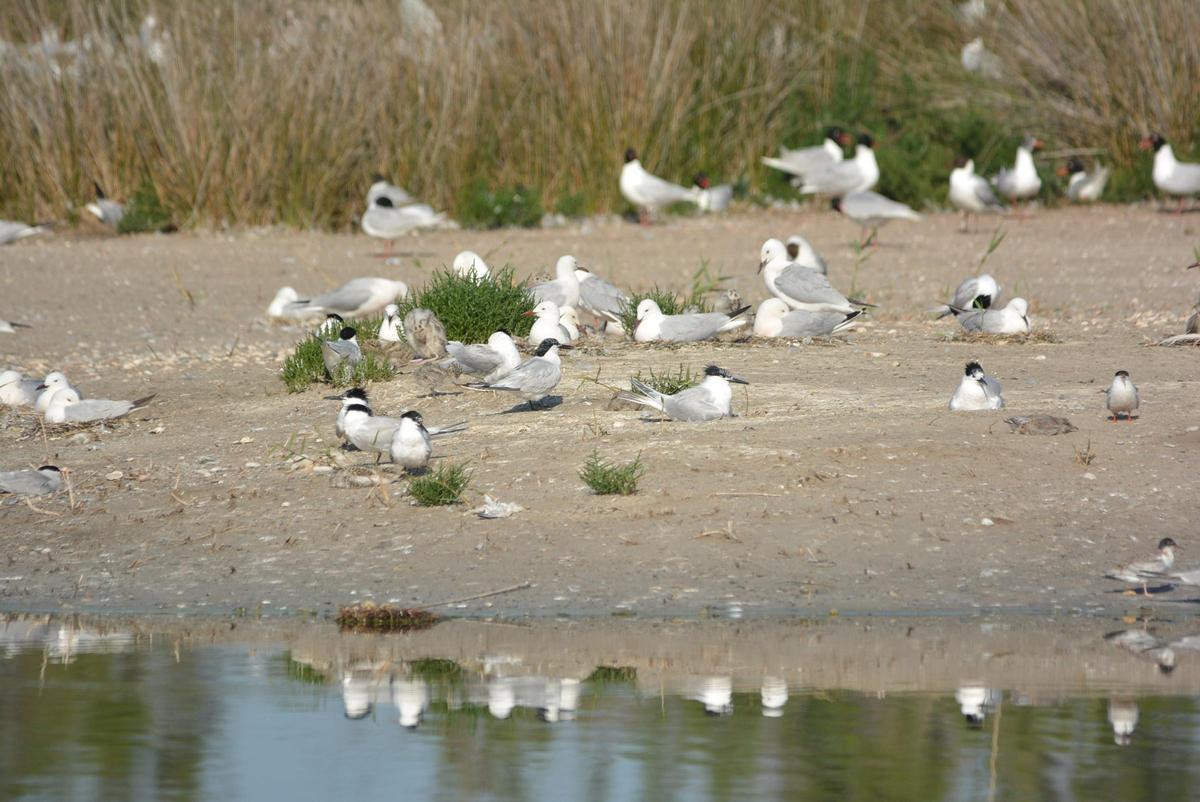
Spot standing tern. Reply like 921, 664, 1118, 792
759, 238, 874, 314
321, 327, 362, 378
529, 255, 582, 310
0, 370, 40, 407
785, 235, 828, 275
934, 274, 1000, 319
949, 157, 1006, 232
389, 411, 433, 472
378, 304, 403, 342
478, 338, 571, 411
761, 127, 852, 182
619, 364, 746, 422
949, 297, 1030, 335
1104, 537, 1178, 595
329, 392, 466, 459
633, 299, 750, 343
366, 173, 414, 207
832, 191, 921, 244
753, 298, 861, 338
1141, 133, 1200, 211
44, 389, 155, 424
0, 220, 48, 245
949, 361, 1004, 411
525, 301, 574, 348
0, 465, 64, 496
444, 331, 521, 383
619, 148, 698, 222
992, 136, 1043, 206
575, 267, 629, 327
452, 250, 490, 280
692, 173, 732, 213
800, 133, 879, 196
1106, 370, 1139, 422
85, 183, 125, 229
331, 387, 368, 442
290, 277, 408, 318
1059, 158, 1110, 202
361, 197, 444, 255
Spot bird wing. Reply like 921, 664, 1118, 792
775, 264, 850, 308
488, 358, 558, 393
978, 175, 1006, 207
446, 342, 503, 375
0, 221, 41, 245
0, 470, 54, 495
530, 281, 568, 307
656, 313, 731, 342
63, 399, 135, 422
356, 417, 400, 449
801, 160, 863, 195
664, 386, 726, 421
578, 276, 629, 319
761, 144, 835, 177
630, 170, 697, 207
844, 191, 920, 221
779, 309, 848, 337
306, 282, 377, 314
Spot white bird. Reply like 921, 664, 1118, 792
452, 250, 490, 280
949, 157, 1006, 232
333, 394, 465, 459
444, 331, 522, 383
784, 235, 828, 275
992, 135, 1043, 204
44, 389, 154, 424
290, 277, 408, 318
619, 148, 698, 221
1059, 158, 1109, 202
316, 314, 345, 337
1106, 370, 1139, 422
389, 411, 434, 472
525, 301, 573, 348
266, 286, 322, 321
949, 297, 1030, 335
1104, 537, 1178, 595
366, 173, 413, 207
949, 361, 1004, 411
934, 274, 1001, 319
529, 255, 582, 309
761, 127, 851, 182
1109, 698, 1139, 747
0, 465, 64, 496
558, 307, 581, 341
361, 197, 444, 254
480, 338, 571, 410
692, 173, 732, 213
633, 299, 750, 343
35, 372, 79, 414
329, 387, 369, 442
759, 239, 873, 315
0, 370, 40, 407
960, 37, 1000, 77
0, 318, 30, 334
619, 364, 747, 422
801, 133, 879, 196
1141, 133, 1200, 211
575, 268, 629, 328
85, 184, 125, 229
753, 298, 861, 338
321, 327, 362, 378
0, 220, 48, 245
832, 191, 921, 244
378, 304, 403, 342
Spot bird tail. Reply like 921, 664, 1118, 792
760, 156, 799, 176
930, 303, 954, 319
7, 321, 31, 329
945, 304, 970, 317
428, 421, 467, 437
832, 309, 865, 334
618, 378, 666, 413
131, 394, 157, 410
717, 305, 752, 333
847, 297, 877, 309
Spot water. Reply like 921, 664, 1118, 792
1, 615, 1196, 801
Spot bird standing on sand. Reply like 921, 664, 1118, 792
1059, 158, 1110, 202
1106, 370, 1139, 422
361, 197, 444, 255
832, 191, 921, 245
1141, 133, 1200, 212
761, 127, 852, 183
529, 255, 582, 310
1104, 537, 1178, 595
800, 133, 879, 196
949, 157, 1006, 232
993, 135, 1043, 209
479, 338, 571, 410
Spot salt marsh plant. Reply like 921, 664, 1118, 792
633, 364, 698, 396
280, 320, 393, 393
408, 462, 472, 506
579, 451, 644, 496
396, 267, 534, 344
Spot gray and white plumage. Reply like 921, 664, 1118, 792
951, 297, 1029, 334
35, 372, 79, 414
992, 136, 1043, 201
403, 308, 447, 358
445, 331, 521, 383
619, 365, 746, 422
575, 269, 629, 324
452, 250, 490, 280
834, 191, 921, 229
85, 185, 124, 229
934, 274, 1000, 319
361, 197, 445, 240
1062, 159, 1110, 202
291, 277, 408, 318
752, 298, 861, 338
1106, 370, 1139, 420
785, 235, 828, 275
1104, 538, 1177, 588
267, 287, 322, 321
321, 327, 362, 377
0, 370, 40, 407
529, 255, 582, 310
0, 465, 63, 496
693, 174, 732, 213
0, 220, 47, 245
949, 158, 1006, 214
44, 389, 154, 424
481, 338, 569, 408
619, 150, 698, 215
800, 135, 879, 196
327, 387, 369, 441
389, 411, 433, 471
759, 239, 869, 315
1143, 135, 1200, 198
949, 361, 1004, 411
0, 319, 30, 334
341, 402, 465, 457
378, 304, 403, 342
633, 299, 750, 343
366, 175, 414, 207
761, 129, 848, 181
526, 301, 573, 348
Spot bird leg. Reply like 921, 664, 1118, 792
958, 211, 970, 234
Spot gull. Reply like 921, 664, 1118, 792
785, 235, 828, 275
321, 327, 362, 378
366, 173, 413, 207
633, 299, 750, 343
753, 298, 861, 338
949, 157, 1006, 232
389, 411, 433, 472
0, 370, 40, 407
949, 297, 1030, 335
992, 135, 1043, 206
960, 38, 1000, 78
452, 250, 490, 280
529, 255, 582, 309
955, 685, 1001, 726
330, 393, 466, 459
761, 127, 852, 182
1141, 133, 1200, 212
35, 372, 80, 413
949, 361, 1004, 410
693, 173, 732, 213
0, 465, 64, 496
619, 364, 747, 422
1106, 370, 1139, 422
1104, 537, 1178, 595
525, 301, 573, 348
558, 307, 581, 341
267, 287, 322, 321
758, 238, 874, 314
290, 277, 408, 318
361, 197, 444, 255
479, 338, 571, 411
403, 308, 447, 358
619, 148, 697, 222
0, 318, 30, 334
444, 331, 521, 383
0, 220, 48, 245
832, 191, 921, 245
44, 389, 155, 424
575, 267, 629, 329
1104, 629, 1176, 674
86, 183, 125, 229
800, 133, 879, 196
933, 274, 1000, 319
761, 678, 788, 718
1059, 158, 1110, 202
1109, 698, 1138, 747
378, 304, 403, 342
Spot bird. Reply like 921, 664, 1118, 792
0, 370, 40, 407
0, 465, 64, 496
949, 361, 1004, 410
0, 220, 48, 245
266, 287, 321, 321
832, 191, 921, 245
1106, 370, 1139, 422
321, 327, 362, 378
328, 387, 369, 442
1104, 537, 1178, 595
1186, 293, 1200, 335
444, 331, 522, 383
761, 127, 852, 182
752, 298, 862, 338
784, 235, 828, 275
43, 389, 154, 424
479, 338, 571, 410
85, 183, 125, 229
960, 37, 1001, 77
0, 318, 30, 334
558, 307, 581, 341
619, 364, 747, 422
389, 411, 433, 472
692, 173, 732, 212
934, 274, 1001, 319
800, 133, 879, 196
289, 277, 408, 318
619, 148, 698, 222
1141, 133, 1200, 212
529, 255, 582, 310
633, 299, 751, 343
1059, 158, 1110, 202
949, 157, 1006, 232
366, 173, 413, 207
402, 308, 447, 359
378, 304, 403, 342
34, 372, 79, 413
758, 239, 874, 315
949, 297, 1030, 335
574, 267, 629, 329
1108, 698, 1139, 747
452, 250, 490, 280
332, 393, 465, 459
992, 135, 1043, 206
361, 196, 444, 255
525, 301, 574, 348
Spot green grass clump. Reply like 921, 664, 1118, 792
585, 665, 637, 684
396, 267, 534, 343
408, 462, 472, 506
579, 450, 644, 496
408, 659, 465, 684
634, 364, 698, 395
336, 602, 440, 633
458, 181, 543, 229
116, 182, 172, 234
280, 323, 394, 393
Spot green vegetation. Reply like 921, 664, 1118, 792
617, 262, 728, 335
116, 182, 172, 234
407, 659, 465, 684
579, 450, 644, 496
634, 364, 698, 395
396, 267, 534, 344
280, 322, 394, 394
335, 602, 440, 632
585, 665, 638, 684
458, 181, 543, 229
408, 462, 471, 506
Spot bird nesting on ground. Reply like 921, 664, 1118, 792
403, 308, 447, 359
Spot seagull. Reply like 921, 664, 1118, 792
34, 372, 79, 413
289, 277, 408, 318
529, 255, 582, 309
361, 197, 444, 255
758, 238, 874, 314
800, 133, 879, 196
960, 37, 1000, 77
574, 267, 629, 328
1140, 133, 1200, 212
366, 173, 414, 207
949, 297, 1030, 335
0, 220, 48, 245
949, 157, 1006, 232
619, 364, 746, 422
1104, 537, 1178, 595
330, 392, 466, 459
321, 327, 362, 378
1059, 158, 1110, 202
933, 274, 1001, 318
949, 361, 1004, 410
761, 127, 852, 182
85, 183, 125, 229
43, 389, 154, 424
0, 318, 30, 334
619, 148, 698, 222
752, 298, 862, 338
452, 250, 490, 280
389, 411, 433, 472
444, 331, 522, 383
785, 235, 828, 275
402, 308, 447, 358
632, 299, 750, 343
479, 338, 571, 411
692, 173, 732, 212
558, 306, 581, 341
992, 135, 1043, 206
525, 301, 574, 348
267, 287, 323, 321
0, 370, 40, 407
378, 304, 403, 342
1109, 698, 1139, 746
1106, 370, 1139, 422
832, 191, 921, 245
0, 465, 64, 496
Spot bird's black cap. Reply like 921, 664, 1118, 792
375, 196, 395, 208
1159, 537, 1178, 549
344, 387, 368, 401
371, 172, 386, 183
965, 361, 983, 376
340, 327, 357, 340
624, 148, 637, 163
401, 410, 423, 422
37, 465, 61, 473
831, 197, 843, 211
534, 338, 569, 356
858, 133, 875, 147
1114, 369, 1130, 377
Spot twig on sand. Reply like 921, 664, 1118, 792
412, 581, 533, 610
696, 521, 741, 542
23, 497, 60, 516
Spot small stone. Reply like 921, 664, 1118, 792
105, 470, 123, 481
244, 462, 261, 469
980, 518, 994, 526
150, 425, 165, 434
1083, 472, 1096, 480
233, 436, 254, 445
312, 465, 333, 475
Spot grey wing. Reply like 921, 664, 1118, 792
0, 470, 54, 495
956, 309, 985, 332
804, 161, 861, 195
845, 191, 918, 220
1186, 308, 1199, 335
447, 342, 503, 375
327, 339, 361, 361
975, 175, 1004, 208
63, 399, 135, 422
663, 386, 726, 421
775, 265, 849, 307
951, 277, 982, 309
358, 417, 400, 449
578, 277, 628, 319
779, 310, 846, 337
0, 221, 38, 245
763, 145, 834, 177
978, 309, 1012, 334
307, 282, 376, 314
658, 313, 727, 342
638, 172, 697, 207
491, 359, 560, 393
530, 281, 568, 307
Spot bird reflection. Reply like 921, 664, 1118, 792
392, 677, 430, 730
1108, 696, 1139, 746
341, 663, 383, 720
761, 677, 788, 718
1105, 629, 1178, 674
954, 684, 1002, 727
688, 676, 733, 716
487, 677, 516, 720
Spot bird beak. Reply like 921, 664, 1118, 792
1138, 137, 1152, 150
322, 394, 345, 401
1032, 138, 1044, 150
838, 132, 854, 146
728, 376, 749, 385
1056, 165, 1068, 177
521, 310, 536, 317
757, 259, 767, 274
35, 384, 47, 390
558, 344, 574, 350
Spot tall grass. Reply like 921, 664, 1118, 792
1, 0, 1196, 226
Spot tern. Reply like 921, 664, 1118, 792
832, 191, 921, 245
753, 298, 861, 338
761, 127, 852, 182
0, 370, 40, 407
575, 267, 629, 328
934, 274, 1000, 319
452, 250, 490, 280
529, 255, 582, 310
949, 361, 1004, 410
0, 465, 64, 496
619, 364, 746, 422
949, 157, 1006, 232
785, 235, 828, 275
321, 327, 362, 378
619, 148, 698, 221
331, 387, 369, 442
478, 338, 570, 410
330, 392, 466, 459
992, 136, 1043, 207
444, 331, 522, 383
44, 389, 154, 424
759, 238, 874, 314
1141, 133, 1200, 212
1106, 370, 1139, 422
361, 197, 444, 255
692, 173, 732, 213
525, 301, 574, 348
85, 183, 125, 229
633, 299, 750, 343
366, 173, 414, 207
389, 411, 433, 472
1059, 158, 1110, 202
289, 277, 408, 318
948, 297, 1030, 335
0, 220, 48, 245
800, 133, 879, 196
1104, 537, 1178, 595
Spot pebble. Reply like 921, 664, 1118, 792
105, 470, 123, 481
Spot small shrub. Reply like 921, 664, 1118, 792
458, 181, 543, 229
579, 450, 644, 496
396, 267, 534, 343
408, 462, 471, 506
634, 364, 697, 395
408, 659, 465, 684
116, 182, 172, 234
336, 602, 439, 633
280, 322, 394, 393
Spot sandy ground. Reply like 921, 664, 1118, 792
1, 206, 1198, 618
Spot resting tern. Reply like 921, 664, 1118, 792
1106, 370, 1139, 422
321, 327, 362, 378
753, 298, 861, 338
758, 238, 873, 314
800, 133, 879, 196
34, 372, 80, 413
948, 297, 1030, 335
619, 148, 697, 221
633, 299, 750, 343
949, 157, 1006, 231
933, 274, 1000, 319
0, 465, 64, 496
1059, 158, 1110, 202
378, 304, 403, 342
479, 338, 570, 410
329, 392, 465, 459
619, 364, 746, 422
948, 361, 1004, 411
1141, 133, 1200, 212
761, 127, 852, 182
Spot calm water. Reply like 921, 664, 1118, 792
1, 617, 1196, 801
